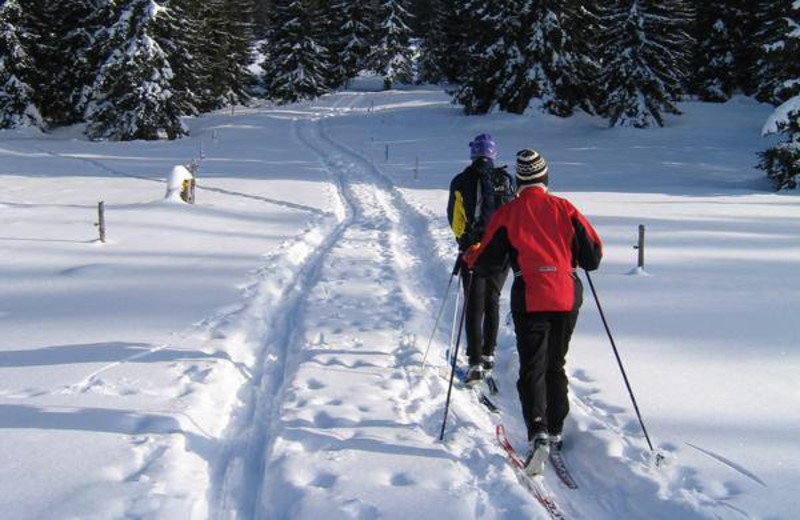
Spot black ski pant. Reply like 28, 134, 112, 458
512, 307, 579, 440
460, 264, 508, 367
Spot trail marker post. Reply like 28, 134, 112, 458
95, 201, 106, 243
633, 224, 646, 269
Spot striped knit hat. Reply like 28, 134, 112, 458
516, 149, 549, 185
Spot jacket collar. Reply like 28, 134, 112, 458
517, 183, 548, 195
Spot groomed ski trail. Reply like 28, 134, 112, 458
211, 94, 537, 519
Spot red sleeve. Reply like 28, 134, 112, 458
467, 206, 510, 273
567, 202, 602, 271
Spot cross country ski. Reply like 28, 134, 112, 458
496, 425, 568, 520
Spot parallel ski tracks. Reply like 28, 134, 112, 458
213, 96, 449, 518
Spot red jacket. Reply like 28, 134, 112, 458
467, 186, 602, 313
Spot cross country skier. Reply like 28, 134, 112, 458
464, 149, 603, 476
447, 134, 515, 386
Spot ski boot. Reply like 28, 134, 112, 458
464, 364, 484, 387
523, 432, 550, 476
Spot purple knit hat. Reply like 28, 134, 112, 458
469, 133, 497, 160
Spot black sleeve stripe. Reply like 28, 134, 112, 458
572, 217, 602, 271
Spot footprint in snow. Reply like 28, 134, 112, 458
310, 473, 338, 489
571, 369, 595, 383
306, 378, 325, 390
390, 472, 417, 487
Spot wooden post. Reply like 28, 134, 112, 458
637, 224, 645, 269
385, 144, 389, 162
414, 156, 419, 180
96, 201, 106, 243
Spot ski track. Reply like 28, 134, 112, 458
3, 91, 755, 519
211, 94, 526, 519
209, 116, 353, 519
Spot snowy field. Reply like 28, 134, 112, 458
0, 84, 797, 519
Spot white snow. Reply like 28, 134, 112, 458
0, 88, 798, 519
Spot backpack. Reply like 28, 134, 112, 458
489, 166, 515, 208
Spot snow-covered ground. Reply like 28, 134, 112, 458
1, 84, 797, 519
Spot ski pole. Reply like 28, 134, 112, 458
439, 270, 473, 441
421, 257, 462, 370
446, 276, 461, 364
584, 270, 656, 453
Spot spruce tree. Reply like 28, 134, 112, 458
160, 0, 205, 116
757, 0, 799, 190
691, 2, 736, 102
451, 1, 510, 114
0, 0, 43, 129
495, 0, 599, 116
189, 0, 256, 111
371, 0, 415, 89
419, 0, 471, 84
752, 0, 797, 105
261, 0, 331, 103
26, 0, 100, 126
85, 0, 186, 141
690, 0, 761, 101
732, 0, 761, 96
324, 0, 376, 88
219, 0, 257, 105
598, 0, 694, 128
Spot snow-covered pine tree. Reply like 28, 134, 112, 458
85, 0, 186, 141
371, 0, 415, 89
495, 0, 599, 116
597, 0, 694, 128
690, 1, 763, 102
418, 0, 472, 85
184, 0, 256, 112
158, 0, 204, 116
730, 0, 761, 97
417, 0, 446, 83
216, 0, 256, 106
261, 0, 331, 103
752, 0, 797, 105
26, 0, 100, 126
691, 2, 737, 102
324, 0, 376, 88
757, 0, 799, 190
451, 1, 511, 114
0, 0, 44, 130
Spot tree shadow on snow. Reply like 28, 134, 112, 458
0, 342, 231, 368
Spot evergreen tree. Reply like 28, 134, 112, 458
730, 0, 761, 97
757, 0, 799, 190
26, 0, 100, 126
495, 0, 599, 116
418, 0, 447, 83
85, 0, 186, 140
752, 0, 797, 105
161, 0, 205, 116
371, 0, 415, 89
188, 0, 256, 111
219, 0, 257, 105
691, 2, 736, 102
0, 0, 43, 129
324, 0, 376, 88
451, 1, 510, 114
690, 0, 761, 101
597, 0, 694, 128
261, 0, 331, 103
418, 0, 471, 84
